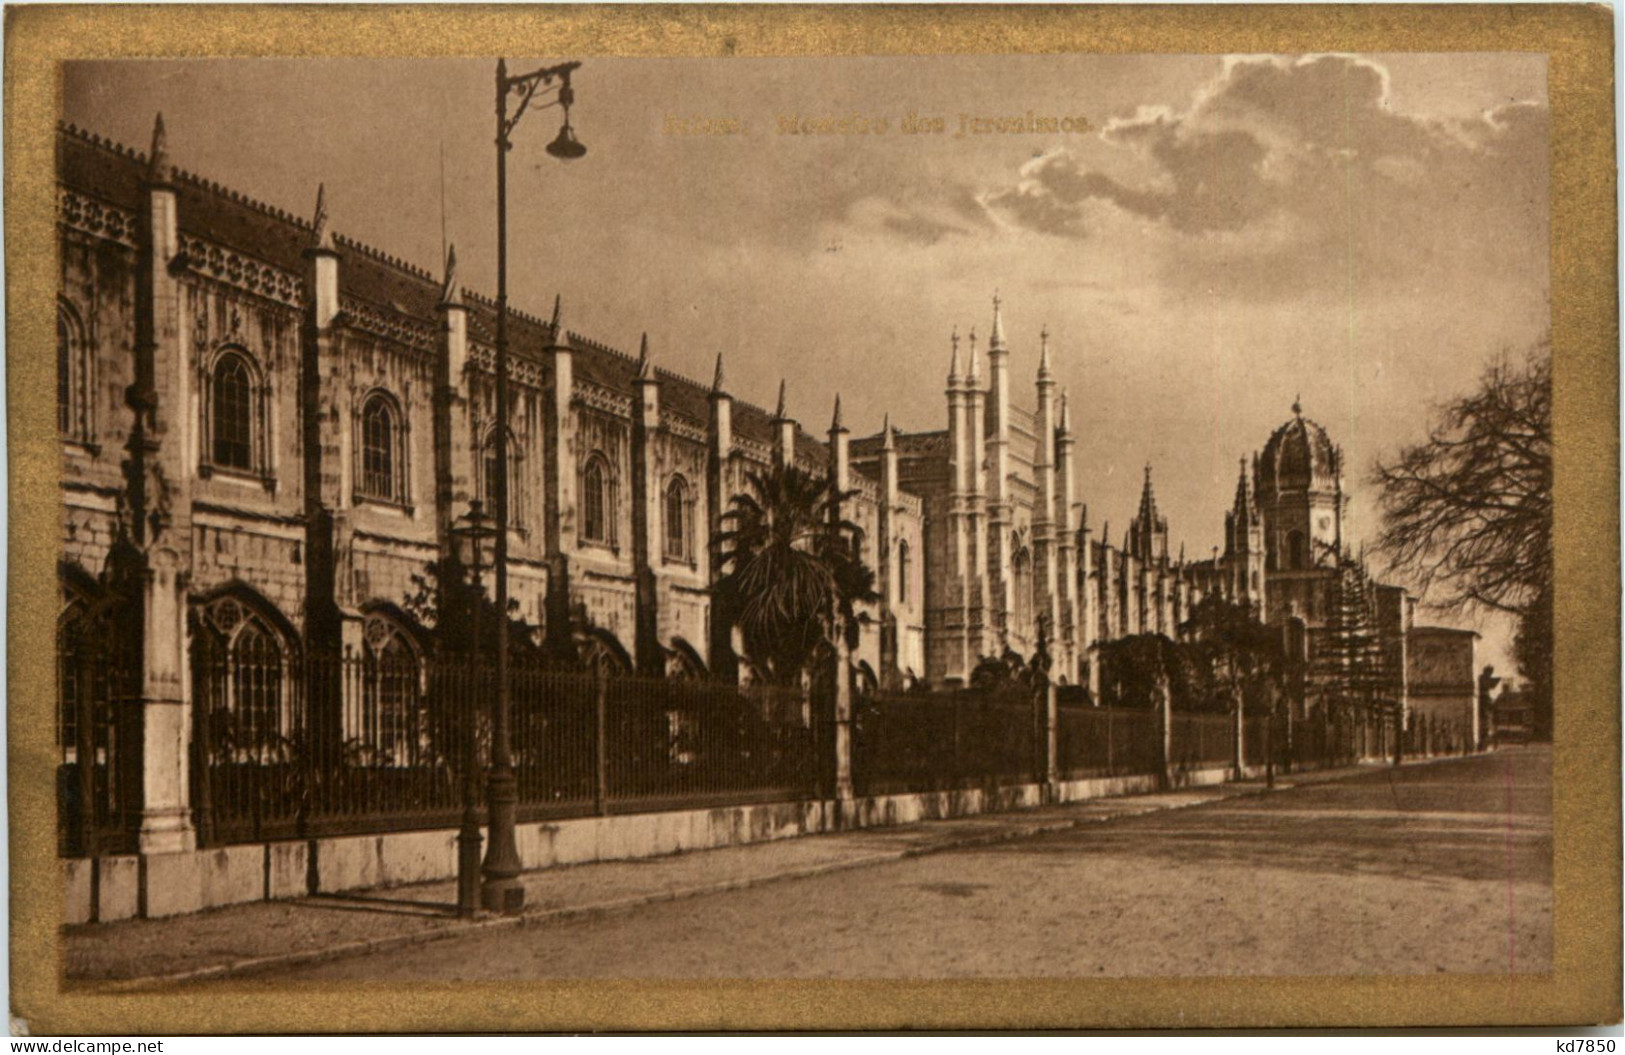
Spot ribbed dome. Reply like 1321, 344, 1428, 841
1259, 403, 1340, 494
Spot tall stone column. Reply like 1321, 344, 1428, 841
1055, 392, 1079, 685
877, 417, 900, 687
541, 300, 577, 661
433, 246, 474, 547
301, 184, 358, 763
1033, 327, 1059, 656
986, 296, 1013, 645
631, 335, 663, 674
943, 331, 970, 682
965, 334, 987, 658
706, 355, 737, 681
118, 115, 195, 852
828, 397, 854, 806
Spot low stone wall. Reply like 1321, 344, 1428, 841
62, 761, 1306, 925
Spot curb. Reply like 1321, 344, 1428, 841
84, 766, 1400, 990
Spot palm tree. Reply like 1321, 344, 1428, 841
714, 464, 878, 686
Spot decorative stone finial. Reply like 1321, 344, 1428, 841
775, 378, 788, 420
1293, 394, 1303, 418
1038, 324, 1052, 378
440, 244, 461, 306
947, 327, 963, 384
830, 393, 845, 432
882, 413, 896, 451
311, 183, 335, 251
148, 113, 172, 183
636, 333, 653, 380
550, 293, 562, 335
989, 291, 1005, 349
711, 352, 726, 394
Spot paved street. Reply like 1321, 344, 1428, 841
253, 748, 1550, 981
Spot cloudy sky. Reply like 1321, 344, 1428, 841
64, 54, 1548, 668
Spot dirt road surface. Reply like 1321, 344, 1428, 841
255, 747, 1550, 980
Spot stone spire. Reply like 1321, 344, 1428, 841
711, 352, 726, 395
1138, 464, 1159, 525
439, 244, 461, 306
148, 113, 173, 183
989, 291, 1005, 350
830, 393, 845, 432
947, 327, 963, 386
774, 378, 788, 420
1038, 324, 1053, 380
1293, 394, 1303, 418
1059, 387, 1073, 432
967, 326, 981, 385
1233, 456, 1253, 513
882, 412, 895, 450
636, 332, 652, 380
310, 183, 335, 251
549, 293, 562, 334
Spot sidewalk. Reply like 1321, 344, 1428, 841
66, 763, 1386, 989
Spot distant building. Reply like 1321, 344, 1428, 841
1407, 627, 1481, 744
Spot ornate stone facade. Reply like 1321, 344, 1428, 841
57, 116, 1454, 848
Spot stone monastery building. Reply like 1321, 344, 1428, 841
57, 117, 1459, 853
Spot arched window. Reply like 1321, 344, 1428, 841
211, 352, 256, 472
361, 613, 422, 766
480, 429, 522, 527
359, 392, 404, 502
664, 476, 690, 562
581, 454, 615, 546
193, 594, 294, 763
896, 540, 911, 607
57, 311, 72, 435
57, 303, 89, 442
1287, 530, 1306, 571
1013, 545, 1034, 640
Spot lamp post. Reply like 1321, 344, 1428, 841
485, 56, 586, 915
450, 500, 498, 917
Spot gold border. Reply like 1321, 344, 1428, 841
8, 4, 1619, 1033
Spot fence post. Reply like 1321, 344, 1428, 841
1156, 678, 1173, 791
831, 640, 854, 814
1043, 680, 1059, 798
593, 668, 609, 816
1232, 701, 1245, 782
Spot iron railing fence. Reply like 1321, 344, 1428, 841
183, 651, 820, 850
1243, 711, 1274, 770
852, 686, 1041, 796
56, 640, 135, 857
1054, 704, 1160, 779
1170, 712, 1234, 770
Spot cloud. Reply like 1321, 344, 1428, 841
843, 184, 996, 246
982, 54, 1548, 303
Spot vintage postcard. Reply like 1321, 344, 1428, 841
7, 3, 1618, 1035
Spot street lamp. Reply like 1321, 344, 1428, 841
449, 500, 498, 917
485, 57, 586, 915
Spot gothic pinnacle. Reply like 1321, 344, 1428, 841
148, 113, 172, 182
636, 332, 652, 380
947, 327, 963, 385
989, 291, 1005, 349
311, 183, 335, 251
968, 325, 982, 384
549, 293, 562, 334
830, 393, 845, 432
774, 378, 788, 420
1038, 324, 1053, 378
440, 244, 461, 306
1059, 388, 1073, 432
882, 412, 896, 450
711, 352, 726, 394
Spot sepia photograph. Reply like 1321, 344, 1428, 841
8, 3, 1618, 1035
